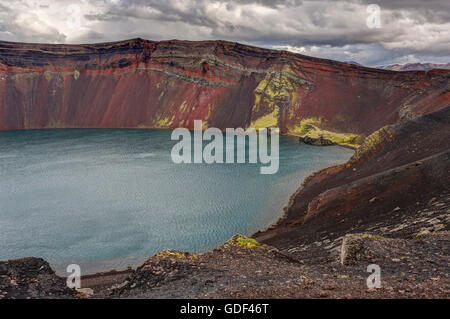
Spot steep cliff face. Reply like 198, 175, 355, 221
1, 38, 449, 142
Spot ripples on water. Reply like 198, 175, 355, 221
0, 129, 353, 274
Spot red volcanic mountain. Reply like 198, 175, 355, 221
0, 38, 449, 144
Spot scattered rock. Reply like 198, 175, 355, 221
340, 234, 375, 265
76, 288, 94, 296
0, 257, 78, 299
300, 135, 335, 146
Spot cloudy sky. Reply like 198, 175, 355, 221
0, 0, 449, 66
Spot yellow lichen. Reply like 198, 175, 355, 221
156, 251, 186, 258
288, 117, 361, 148
288, 118, 322, 136
43, 71, 55, 81
201, 103, 215, 130
398, 104, 416, 122
235, 236, 261, 249
250, 65, 301, 129
202, 120, 209, 130
158, 90, 165, 101
155, 250, 201, 259
198, 57, 217, 67
259, 71, 296, 104
11, 72, 40, 81
153, 114, 175, 128
351, 126, 395, 161
250, 107, 279, 129
179, 101, 189, 113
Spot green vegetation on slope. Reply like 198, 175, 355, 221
288, 118, 362, 148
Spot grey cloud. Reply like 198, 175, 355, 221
0, 0, 448, 66
355, 0, 450, 23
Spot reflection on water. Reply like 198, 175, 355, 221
0, 129, 353, 274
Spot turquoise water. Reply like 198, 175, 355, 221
0, 129, 353, 274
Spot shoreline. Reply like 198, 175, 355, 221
79, 147, 353, 277
1, 127, 355, 278
285, 132, 359, 150
251, 161, 348, 238
1, 127, 359, 150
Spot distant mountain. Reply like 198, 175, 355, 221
343, 60, 362, 66
380, 62, 450, 71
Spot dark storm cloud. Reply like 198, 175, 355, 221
0, 0, 448, 66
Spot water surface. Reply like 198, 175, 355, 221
0, 129, 353, 274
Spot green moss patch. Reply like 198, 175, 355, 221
352, 126, 395, 161
155, 250, 200, 259
235, 236, 261, 249
288, 118, 362, 148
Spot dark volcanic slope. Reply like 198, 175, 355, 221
0, 257, 78, 299
0, 38, 449, 140
255, 106, 450, 260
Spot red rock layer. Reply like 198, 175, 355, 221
0, 38, 448, 134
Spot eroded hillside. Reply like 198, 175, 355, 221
1, 39, 449, 147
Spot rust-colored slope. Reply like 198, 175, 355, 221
255, 106, 450, 251
0, 38, 449, 138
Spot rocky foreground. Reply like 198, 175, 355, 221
1, 229, 448, 299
